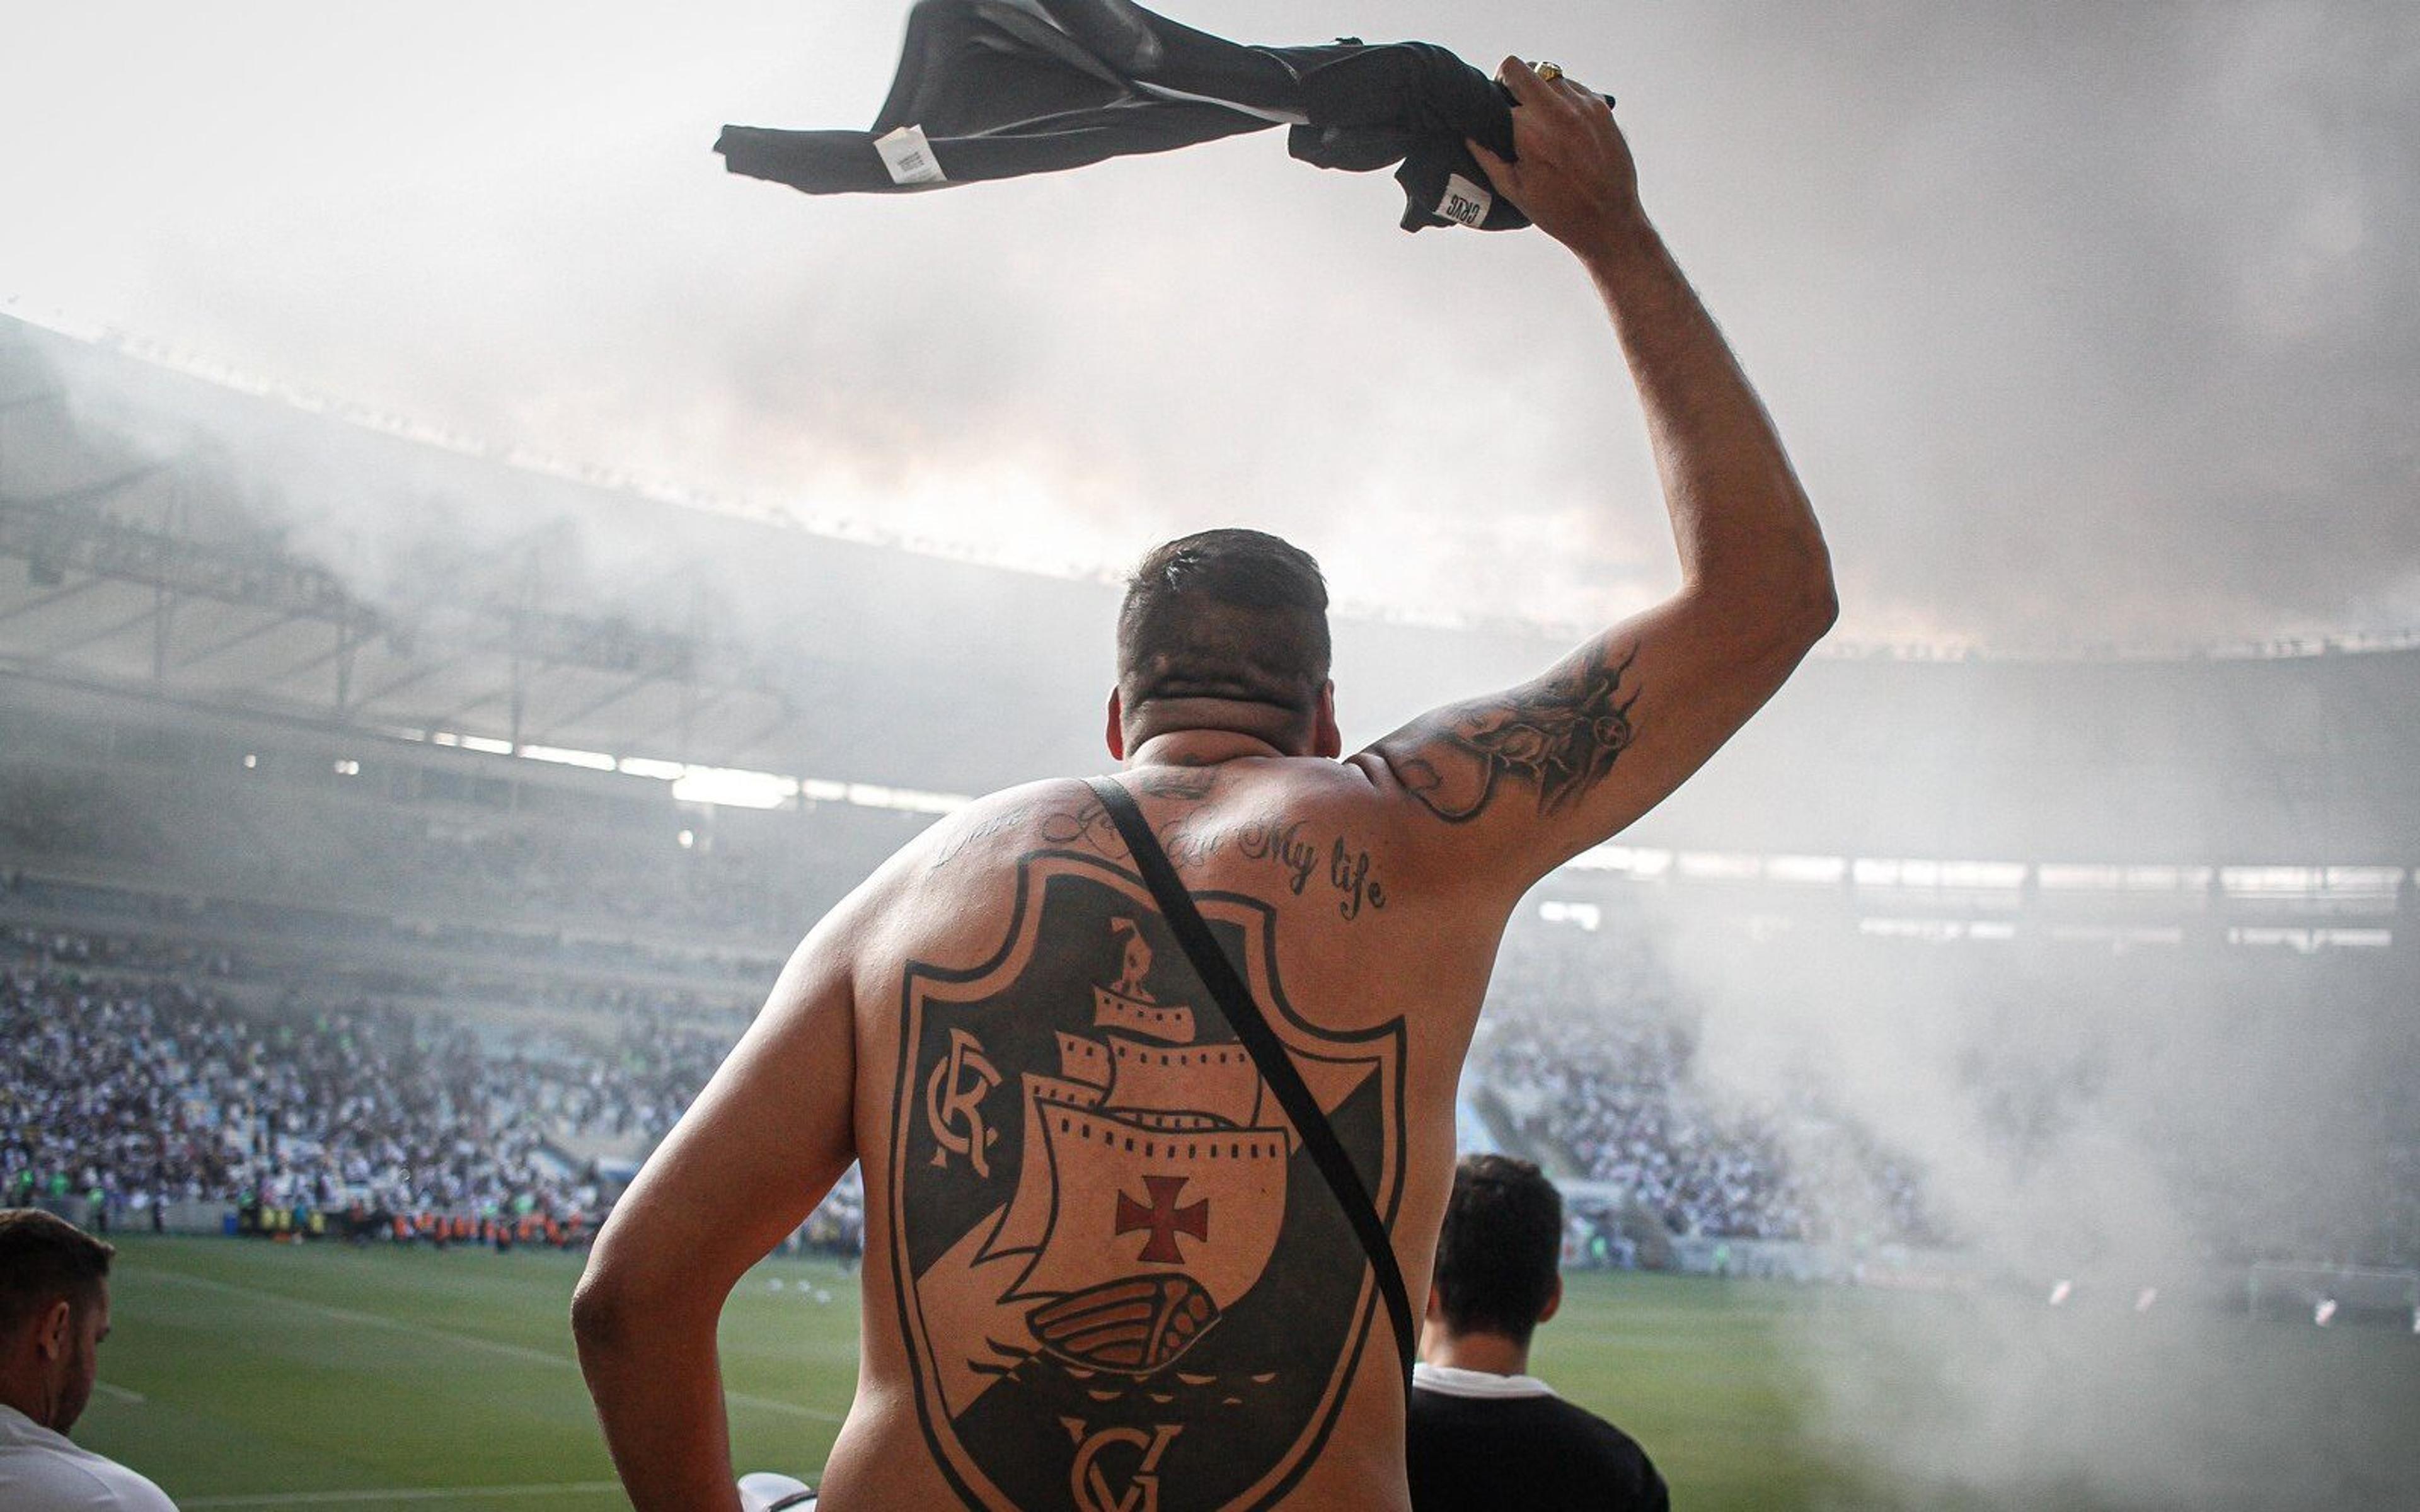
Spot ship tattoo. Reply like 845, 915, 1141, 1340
890, 851, 1407, 1511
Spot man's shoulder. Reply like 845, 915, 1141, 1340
1409, 1381, 1664, 1502
858, 778, 1092, 888
0, 1428, 179, 1512
89, 1455, 178, 1512
923, 765, 1387, 860
1531, 1392, 1658, 1465
935, 777, 1092, 832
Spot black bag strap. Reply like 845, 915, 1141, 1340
1085, 776, 1417, 1397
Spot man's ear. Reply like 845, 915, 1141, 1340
1105, 688, 1127, 761
1312, 681, 1341, 759
33, 1298, 71, 1360
1424, 1284, 1448, 1324
1536, 1274, 1564, 1326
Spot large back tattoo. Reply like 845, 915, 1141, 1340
889, 850, 1405, 1511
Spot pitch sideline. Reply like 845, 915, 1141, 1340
182, 1481, 623, 1506
121, 1264, 843, 1424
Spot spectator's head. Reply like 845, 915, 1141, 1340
1428, 1155, 1564, 1352
1113, 530, 1337, 759
0, 1208, 117, 1431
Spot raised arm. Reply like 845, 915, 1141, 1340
571, 920, 860, 1512
1361, 59, 1835, 884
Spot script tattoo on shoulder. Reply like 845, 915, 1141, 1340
933, 789, 1127, 874
1383, 644, 1642, 823
1233, 822, 1386, 922
932, 807, 1040, 870
1157, 817, 1386, 922
934, 781, 1387, 922
1039, 799, 1124, 860
890, 851, 1405, 1511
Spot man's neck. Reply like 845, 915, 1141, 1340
1127, 730, 1291, 767
0, 1378, 52, 1432
1419, 1327, 1531, 1377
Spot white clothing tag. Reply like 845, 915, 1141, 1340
874, 124, 947, 186
1436, 173, 1492, 227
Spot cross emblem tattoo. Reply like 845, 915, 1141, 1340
1114, 1175, 1209, 1264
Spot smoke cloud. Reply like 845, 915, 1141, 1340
4, 1, 2415, 648
1652, 897, 2419, 1509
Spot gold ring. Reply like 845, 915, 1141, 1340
1535, 60, 1564, 82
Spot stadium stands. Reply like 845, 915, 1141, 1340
4, 308, 2417, 1287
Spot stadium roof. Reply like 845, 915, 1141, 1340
5, 312, 2418, 862
0, 312, 1119, 793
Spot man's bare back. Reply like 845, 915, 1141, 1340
817, 757, 1496, 1509
575, 59, 1835, 1511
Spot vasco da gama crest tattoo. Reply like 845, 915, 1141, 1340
890, 851, 1405, 1511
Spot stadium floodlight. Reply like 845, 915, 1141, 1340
520, 743, 619, 772
672, 766, 795, 810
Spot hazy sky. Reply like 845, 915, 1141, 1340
4, 1, 2416, 651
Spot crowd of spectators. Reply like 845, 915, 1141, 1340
0, 948, 866, 1254
11, 704, 2416, 1279
8, 849, 2412, 1278
1477, 1010, 1937, 1247
0, 879, 1939, 1260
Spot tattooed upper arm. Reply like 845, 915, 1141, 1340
1378, 643, 1642, 825
1364, 596, 1821, 883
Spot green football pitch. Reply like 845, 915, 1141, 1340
70, 1237, 2420, 1509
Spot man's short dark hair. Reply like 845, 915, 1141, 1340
0, 1209, 115, 1336
1117, 529, 1330, 719
1432, 1155, 1563, 1346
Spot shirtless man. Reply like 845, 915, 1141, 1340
573, 59, 1835, 1511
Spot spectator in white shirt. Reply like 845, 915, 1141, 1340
1407, 1157, 1666, 1511
0, 1210, 176, 1511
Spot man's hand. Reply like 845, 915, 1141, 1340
1467, 57, 1642, 254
